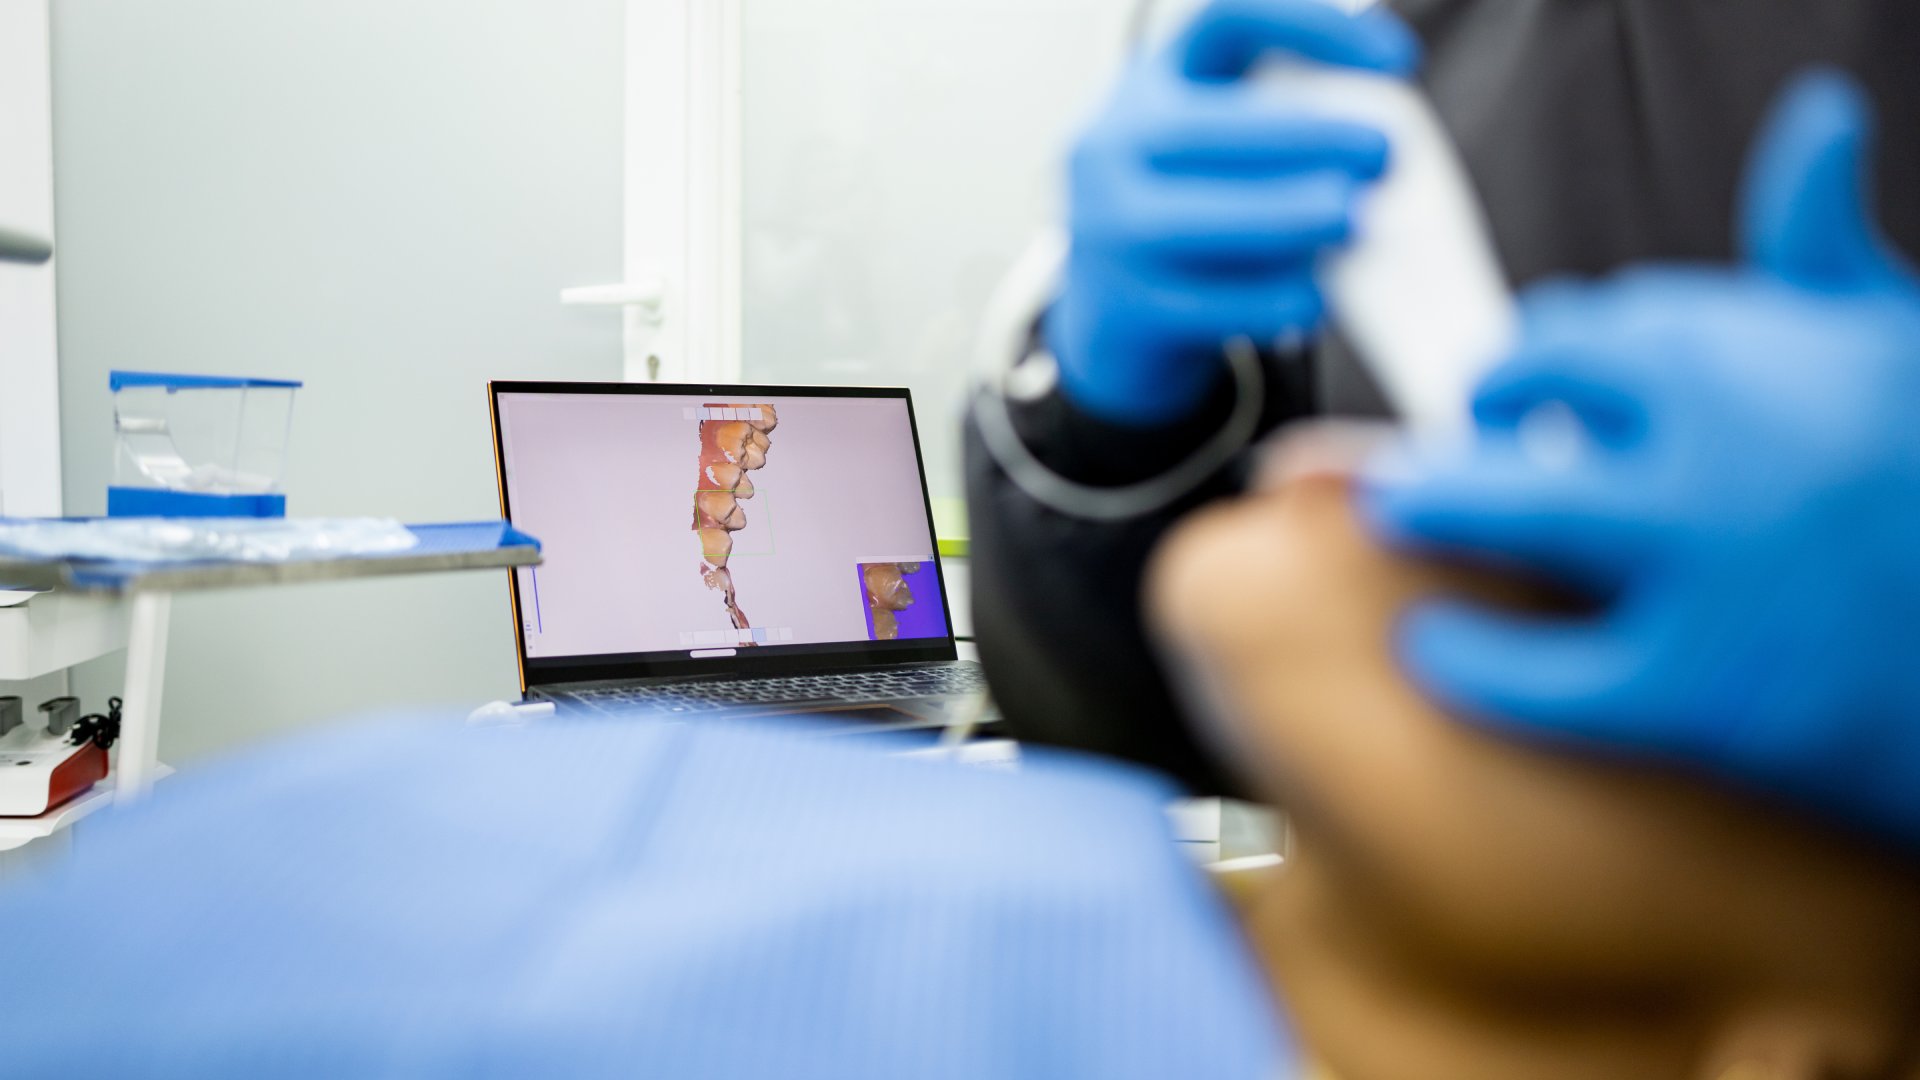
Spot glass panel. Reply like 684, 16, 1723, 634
739, 0, 1195, 503
739, 0, 1372, 503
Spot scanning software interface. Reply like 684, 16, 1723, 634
497, 392, 948, 661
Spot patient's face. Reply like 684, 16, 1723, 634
1146, 440, 1920, 1080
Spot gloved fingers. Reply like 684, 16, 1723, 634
1470, 362, 1649, 447
1511, 274, 1694, 363
1396, 600, 1641, 739
1740, 69, 1908, 292
1054, 258, 1325, 359
1469, 345, 1652, 446
1176, 0, 1421, 83
1359, 443, 1644, 592
1138, 108, 1390, 181
1045, 269, 1319, 422
1466, 285, 1672, 440
1084, 170, 1359, 268
1042, 298, 1232, 424
1128, 269, 1327, 344
1523, 269, 1723, 325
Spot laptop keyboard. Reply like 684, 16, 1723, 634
566, 665, 988, 714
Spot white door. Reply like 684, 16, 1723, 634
565, 0, 743, 389
590, 0, 1183, 506
596, 0, 1367, 506
0, 0, 63, 517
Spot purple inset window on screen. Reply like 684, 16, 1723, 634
856, 561, 945, 641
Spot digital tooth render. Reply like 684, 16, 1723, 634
692, 403, 779, 636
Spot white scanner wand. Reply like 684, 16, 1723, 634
972, 64, 1515, 519
1256, 64, 1518, 443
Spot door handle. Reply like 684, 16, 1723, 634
560, 275, 666, 323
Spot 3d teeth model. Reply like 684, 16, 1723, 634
693, 403, 778, 636
862, 563, 918, 641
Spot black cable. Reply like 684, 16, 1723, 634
69, 697, 123, 751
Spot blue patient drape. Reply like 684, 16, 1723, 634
0, 715, 1287, 1078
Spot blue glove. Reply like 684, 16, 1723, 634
1046, 0, 1419, 426
1363, 72, 1920, 846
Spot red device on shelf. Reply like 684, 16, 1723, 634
0, 697, 112, 818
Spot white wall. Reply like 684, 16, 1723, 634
53, 0, 627, 762
0, 0, 78, 828
0, 0, 63, 518
738, 0, 1137, 504
735, 0, 1361, 503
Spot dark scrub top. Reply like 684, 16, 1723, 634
966, 0, 1920, 796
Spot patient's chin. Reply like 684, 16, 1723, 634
1153, 479, 1920, 1080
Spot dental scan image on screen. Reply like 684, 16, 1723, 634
496, 391, 946, 662
692, 402, 781, 632
856, 560, 945, 641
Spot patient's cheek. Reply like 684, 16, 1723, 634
1147, 506, 1253, 650
1147, 486, 1354, 673
692, 404, 779, 635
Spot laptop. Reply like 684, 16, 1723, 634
489, 380, 985, 728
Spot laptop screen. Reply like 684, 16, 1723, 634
492, 383, 955, 686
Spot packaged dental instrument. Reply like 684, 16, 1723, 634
109, 371, 303, 518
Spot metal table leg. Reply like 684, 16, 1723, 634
113, 591, 171, 804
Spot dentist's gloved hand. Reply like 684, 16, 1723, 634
1047, 0, 1419, 425
1365, 72, 1920, 846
